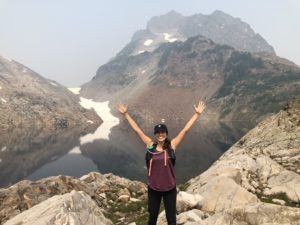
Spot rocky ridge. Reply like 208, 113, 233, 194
0, 98, 299, 224
0, 55, 101, 129
119, 10, 274, 58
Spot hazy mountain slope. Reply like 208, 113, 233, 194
0, 55, 101, 129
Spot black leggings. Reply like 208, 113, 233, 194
148, 186, 177, 225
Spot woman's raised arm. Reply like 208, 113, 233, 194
171, 101, 206, 150
117, 103, 153, 147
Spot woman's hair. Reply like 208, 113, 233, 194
163, 138, 171, 150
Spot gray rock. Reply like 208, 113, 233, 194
118, 194, 130, 203
202, 203, 300, 225
4, 191, 113, 225
188, 176, 258, 212
177, 191, 203, 213
272, 198, 286, 205
177, 209, 203, 224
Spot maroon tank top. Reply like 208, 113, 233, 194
147, 150, 176, 191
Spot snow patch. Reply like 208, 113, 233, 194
68, 87, 81, 95
138, 50, 145, 54
49, 81, 58, 86
142, 70, 146, 74
87, 120, 94, 124
144, 39, 153, 46
1, 98, 7, 103
22, 68, 27, 73
79, 98, 119, 144
69, 146, 81, 154
163, 33, 177, 42
0, 86, 2, 90
1, 146, 6, 152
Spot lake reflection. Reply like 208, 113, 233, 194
1, 117, 251, 188
0, 125, 97, 188
27, 147, 99, 181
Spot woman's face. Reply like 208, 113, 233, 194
155, 131, 167, 142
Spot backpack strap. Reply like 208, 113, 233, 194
167, 147, 176, 166
145, 145, 176, 169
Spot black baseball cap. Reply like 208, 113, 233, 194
154, 124, 168, 134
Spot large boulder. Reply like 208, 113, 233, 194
176, 191, 203, 213
4, 191, 113, 225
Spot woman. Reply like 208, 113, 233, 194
117, 101, 206, 225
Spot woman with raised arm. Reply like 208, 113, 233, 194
117, 101, 206, 225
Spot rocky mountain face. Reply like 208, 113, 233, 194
1, 98, 299, 224
80, 34, 300, 182
117, 10, 274, 57
0, 55, 101, 129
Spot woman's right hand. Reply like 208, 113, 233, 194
117, 103, 128, 115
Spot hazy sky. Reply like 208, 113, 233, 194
0, 0, 299, 87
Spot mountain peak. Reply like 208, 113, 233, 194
146, 10, 185, 32
164, 10, 183, 17
211, 10, 231, 17
130, 10, 275, 56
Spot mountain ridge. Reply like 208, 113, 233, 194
0, 55, 102, 129
126, 10, 275, 58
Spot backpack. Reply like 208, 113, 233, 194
145, 145, 176, 168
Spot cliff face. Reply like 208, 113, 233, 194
1, 98, 299, 225
0, 55, 101, 129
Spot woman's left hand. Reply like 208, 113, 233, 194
117, 103, 128, 115
194, 101, 206, 115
